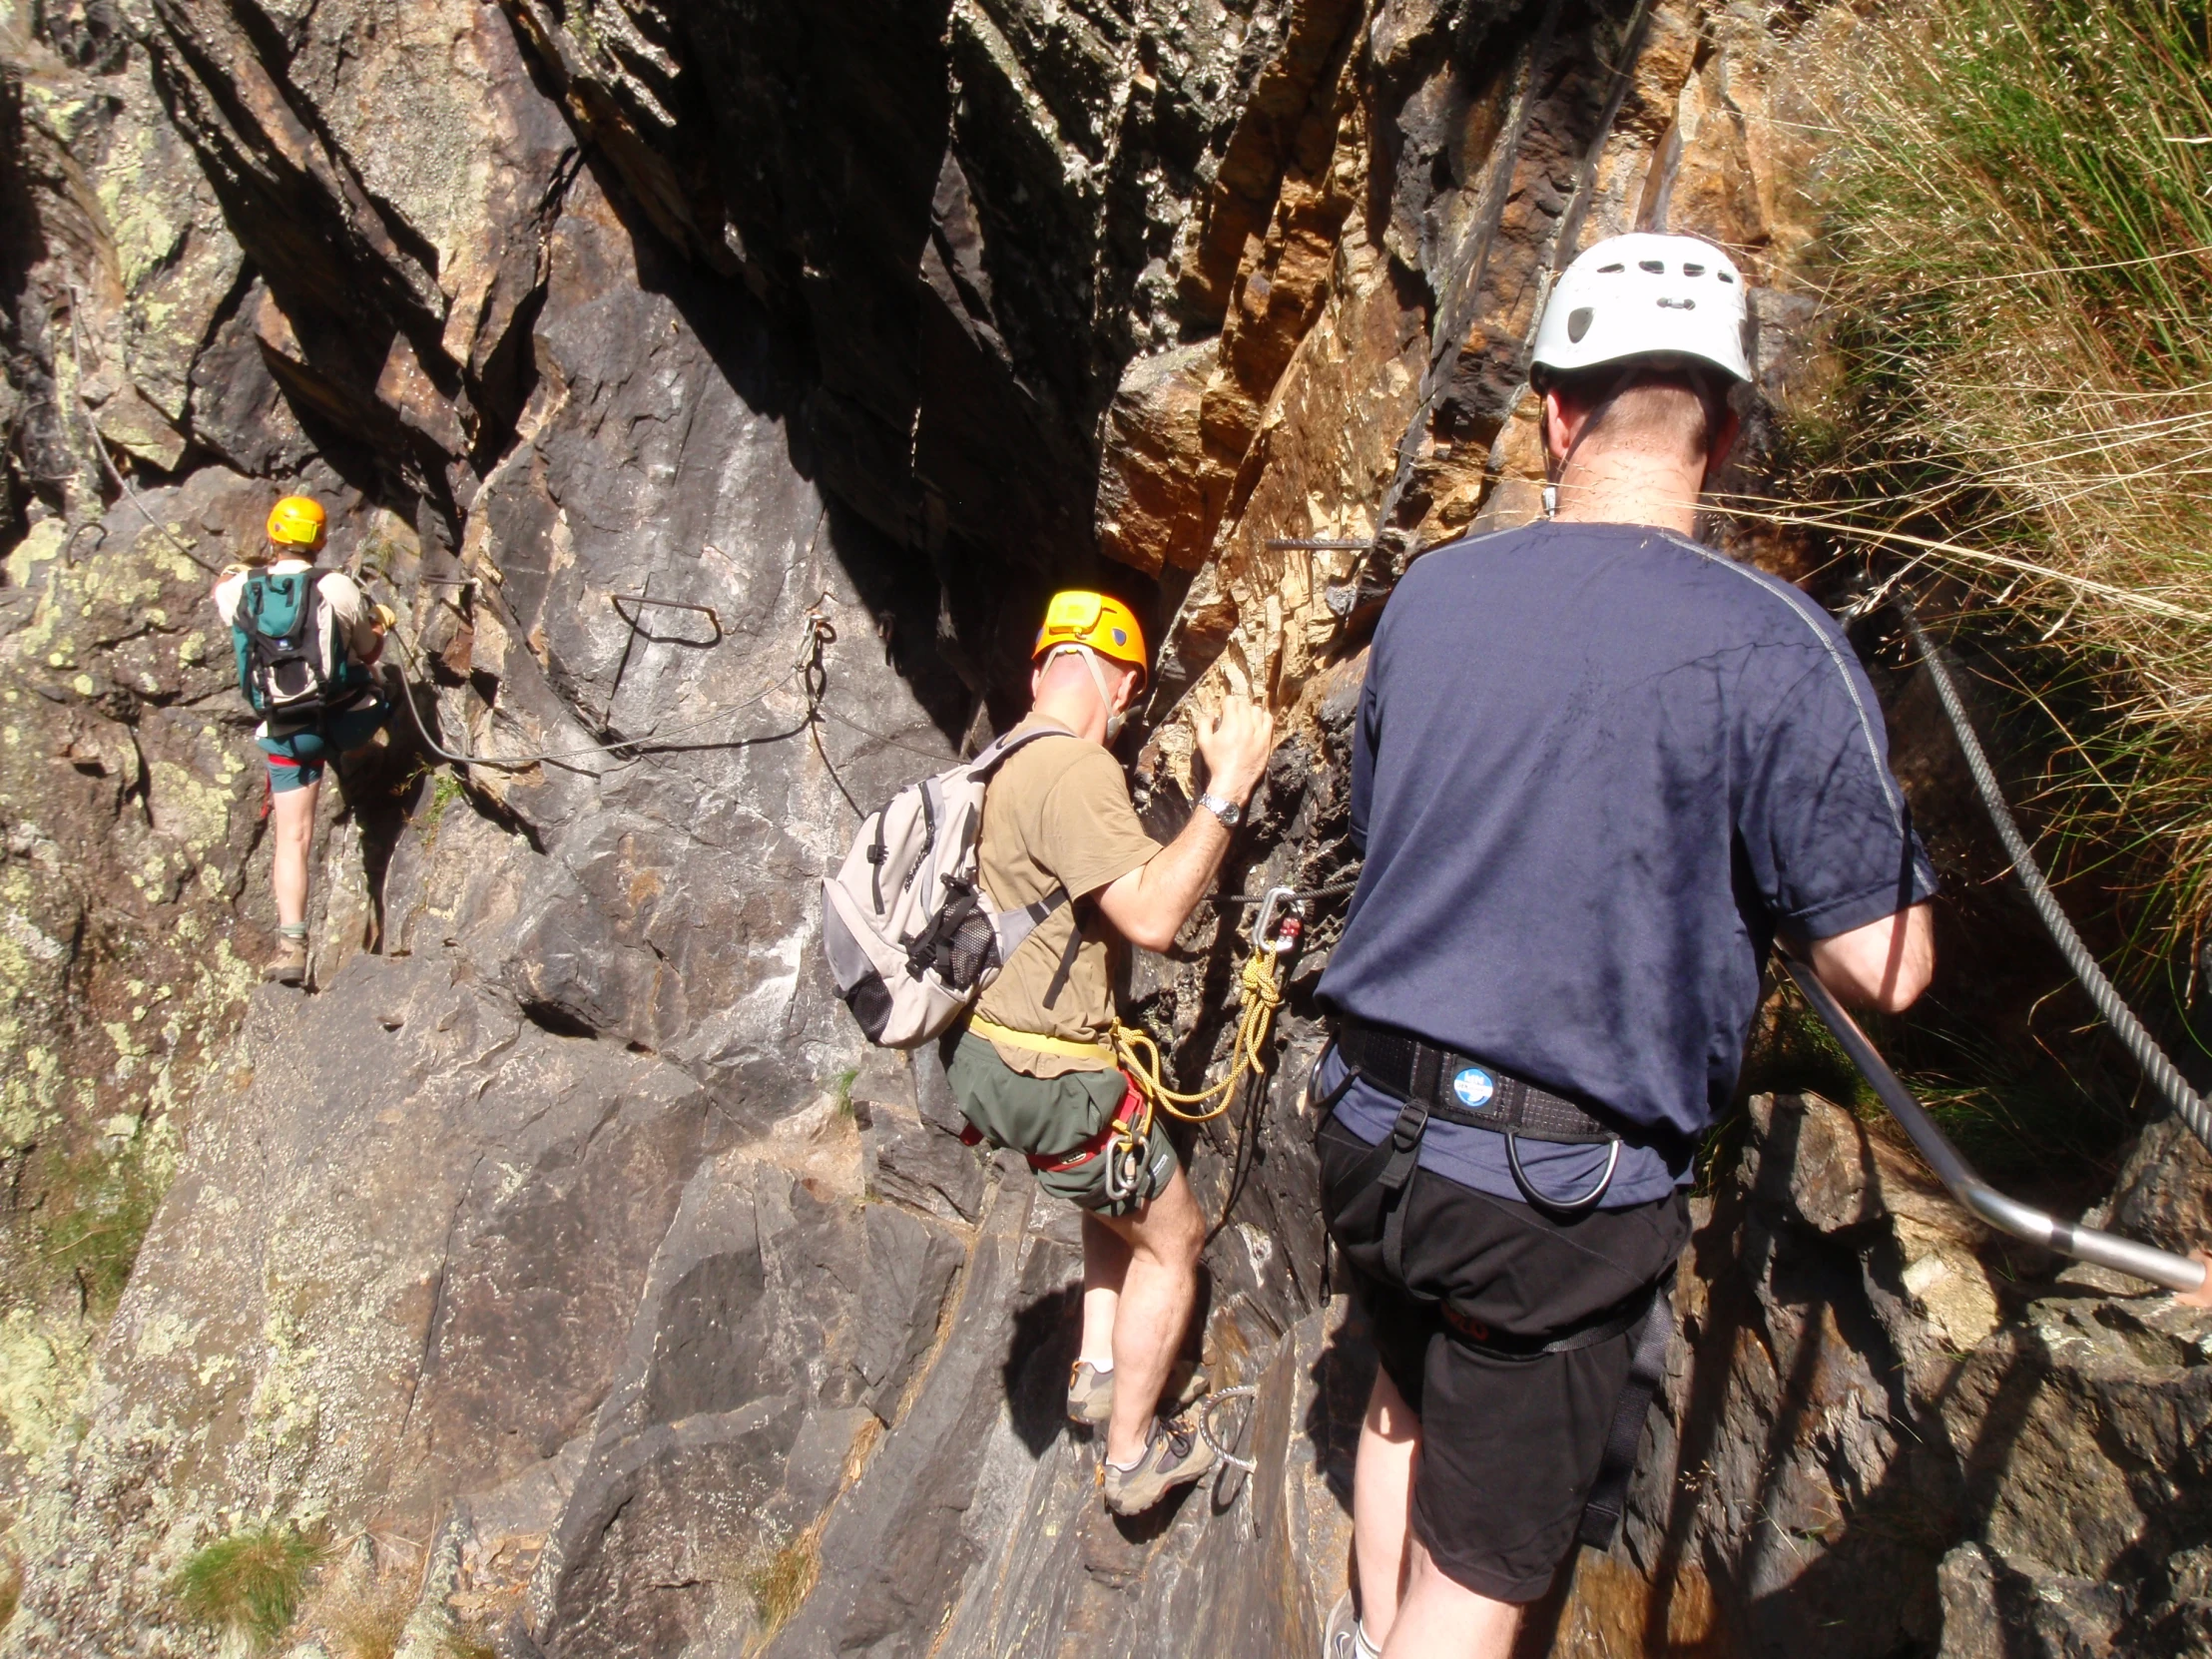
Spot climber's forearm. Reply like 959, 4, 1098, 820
1094, 812, 1232, 953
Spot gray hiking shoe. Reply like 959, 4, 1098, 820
1067, 1361, 1114, 1427
1323, 1593, 1369, 1659
1066, 1359, 1209, 1428
1101, 1417, 1218, 1515
264, 935, 307, 985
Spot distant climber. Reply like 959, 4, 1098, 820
1311, 234, 1937, 1658
213, 495, 394, 986
946, 590, 1274, 1515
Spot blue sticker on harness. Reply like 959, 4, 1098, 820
1452, 1066, 1495, 1109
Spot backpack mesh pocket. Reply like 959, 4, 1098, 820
942, 905, 999, 992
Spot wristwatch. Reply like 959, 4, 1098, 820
1196, 790, 1243, 829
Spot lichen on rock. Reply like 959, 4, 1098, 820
0, 1, 2208, 1655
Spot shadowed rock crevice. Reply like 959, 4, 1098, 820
3, 3, 2211, 1657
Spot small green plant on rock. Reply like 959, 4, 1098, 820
418, 770, 466, 845
173, 1525, 322, 1649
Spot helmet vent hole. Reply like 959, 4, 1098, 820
1719, 271, 1736, 283
1566, 306, 1594, 343
1683, 263, 1706, 276
1597, 263, 1625, 274
1639, 260, 1665, 273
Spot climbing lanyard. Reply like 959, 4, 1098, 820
966, 886, 1309, 1203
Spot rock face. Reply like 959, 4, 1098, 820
2, 1, 2208, 1656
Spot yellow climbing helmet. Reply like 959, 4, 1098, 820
1034, 590, 1147, 686
265, 495, 327, 551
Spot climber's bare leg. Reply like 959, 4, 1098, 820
1093, 1166, 1203, 1466
1355, 1366, 1521, 1656
1354, 1366, 1418, 1640
1079, 1212, 1129, 1367
1381, 1540, 1520, 1659
271, 779, 319, 928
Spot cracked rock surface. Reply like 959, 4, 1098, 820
2, 2, 2209, 1655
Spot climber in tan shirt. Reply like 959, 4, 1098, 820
946, 590, 1274, 1515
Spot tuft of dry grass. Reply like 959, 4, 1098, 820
1781, 0, 2212, 952
747, 1533, 820, 1639
298, 1563, 413, 1659
1, 1547, 21, 1634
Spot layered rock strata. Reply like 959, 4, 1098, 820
1, 2, 2207, 1656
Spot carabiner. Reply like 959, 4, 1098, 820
1254, 884, 1304, 955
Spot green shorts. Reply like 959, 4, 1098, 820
945, 1031, 1179, 1216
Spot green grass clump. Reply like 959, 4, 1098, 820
418, 770, 466, 843
37, 1146, 161, 1317
172, 1525, 322, 1649
1792, 0, 2212, 950
831, 1066, 859, 1119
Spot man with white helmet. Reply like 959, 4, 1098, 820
1311, 234, 1937, 1657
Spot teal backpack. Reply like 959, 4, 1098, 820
230, 570, 361, 723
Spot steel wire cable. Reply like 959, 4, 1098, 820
376, 593, 825, 770
1899, 594, 2212, 1155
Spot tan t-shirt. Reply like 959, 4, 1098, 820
973, 719, 1161, 1076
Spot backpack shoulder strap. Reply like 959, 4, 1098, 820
968, 722, 1080, 778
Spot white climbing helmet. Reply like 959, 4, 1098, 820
1530, 232, 1752, 386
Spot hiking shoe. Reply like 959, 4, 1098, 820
1066, 1359, 1210, 1428
264, 936, 307, 985
1101, 1417, 1218, 1515
1323, 1593, 1374, 1659
1068, 1361, 1114, 1427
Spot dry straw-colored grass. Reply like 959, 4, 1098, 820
1779, 0, 2212, 950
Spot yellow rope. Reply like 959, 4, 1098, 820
1110, 945, 1285, 1126
967, 936, 1291, 1205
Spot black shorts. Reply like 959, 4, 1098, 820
1318, 1114, 1692, 1603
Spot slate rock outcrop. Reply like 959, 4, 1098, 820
2, 2, 2209, 1656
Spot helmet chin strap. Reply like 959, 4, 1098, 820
1047, 644, 1128, 741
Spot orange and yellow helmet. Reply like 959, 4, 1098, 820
1034, 590, 1147, 685
266, 495, 327, 551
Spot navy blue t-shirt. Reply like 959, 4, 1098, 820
1316, 520, 1936, 1207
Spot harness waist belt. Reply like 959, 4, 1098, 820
1026, 1118, 1117, 1173
965, 1012, 1117, 1066
1336, 1019, 1617, 1147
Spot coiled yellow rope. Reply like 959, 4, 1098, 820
1110, 946, 1285, 1126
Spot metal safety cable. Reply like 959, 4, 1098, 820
1898, 594, 2212, 1155
377, 594, 829, 770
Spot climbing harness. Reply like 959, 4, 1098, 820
961, 884, 1312, 1206
1898, 593, 2212, 1159
1328, 1018, 1628, 1253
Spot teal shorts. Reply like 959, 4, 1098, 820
945, 1031, 1179, 1216
258, 697, 390, 793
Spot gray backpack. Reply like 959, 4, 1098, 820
822, 727, 1075, 1048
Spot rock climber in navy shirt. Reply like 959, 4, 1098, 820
1314, 233, 1936, 1659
